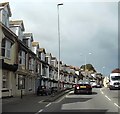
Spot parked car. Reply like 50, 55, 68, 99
90, 80, 97, 88
37, 85, 51, 96
74, 79, 92, 94
51, 87, 58, 94
96, 84, 102, 88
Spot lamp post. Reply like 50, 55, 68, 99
57, 3, 63, 90
102, 66, 105, 76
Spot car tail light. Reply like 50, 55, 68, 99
75, 84, 80, 89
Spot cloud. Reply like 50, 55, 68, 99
3, 0, 118, 75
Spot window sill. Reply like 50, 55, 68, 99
2, 57, 11, 60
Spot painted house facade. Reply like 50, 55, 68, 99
0, 2, 80, 98
0, 2, 18, 98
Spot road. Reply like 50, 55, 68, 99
36, 87, 120, 113
2, 87, 120, 114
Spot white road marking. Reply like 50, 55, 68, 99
35, 109, 43, 114
38, 109, 43, 112
105, 95, 111, 101
100, 87, 120, 109
45, 103, 51, 107
100, 88, 104, 94
55, 91, 71, 103
38, 100, 44, 103
69, 91, 74, 94
101, 92, 104, 94
114, 103, 120, 108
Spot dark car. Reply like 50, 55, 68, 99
37, 86, 51, 96
51, 87, 58, 94
74, 79, 92, 94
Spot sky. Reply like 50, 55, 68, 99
1, 0, 119, 76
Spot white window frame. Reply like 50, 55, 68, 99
1, 39, 12, 59
19, 51, 26, 65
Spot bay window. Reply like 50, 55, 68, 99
2, 71, 8, 89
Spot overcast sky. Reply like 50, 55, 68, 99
2, 0, 119, 76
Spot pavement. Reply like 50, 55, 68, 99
2, 94, 47, 104
2, 89, 72, 113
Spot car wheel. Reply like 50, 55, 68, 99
89, 92, 92, 94
74, 91, 77, 94
109, 87, 112, 90
45, 92, 48, 96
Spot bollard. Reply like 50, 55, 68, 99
21, 89, 22, 99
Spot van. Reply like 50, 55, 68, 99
109, 73, 120, 90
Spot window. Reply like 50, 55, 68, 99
36, 63, 40, 73
19, 51, 26, 65
2, 10, 9, 27
23, 39, 28, 47
1, 39, 12, 58
111, 76, 120, 81
29, 58, 35, 71
2, 71, 8, 89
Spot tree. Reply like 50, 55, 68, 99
80, 64, 96, 72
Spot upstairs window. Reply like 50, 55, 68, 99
1, 39, 12, 59
19, 50, 26, 65
23, 39, 28, 47
2, 10, 9, 27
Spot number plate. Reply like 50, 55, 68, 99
115, 85, 119, 87
80, 86, 86, 88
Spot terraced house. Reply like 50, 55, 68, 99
0, 2, 18, 98
0, 2, 80, 98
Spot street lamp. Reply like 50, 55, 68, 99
57, 3, 63, 90
102, 66, 105, 76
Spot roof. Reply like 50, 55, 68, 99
38, 48, 46, 54
0, 2, 12, 17
9, 20, 25, 31
110, 73, 120, 76
32, 42, 39, 46
51, 57, 57, 60
57, 61, 62, 64
74, 67, 80, 70
70, 65, 75, 69
23, 33, 33, 42
46, 53, 52, 57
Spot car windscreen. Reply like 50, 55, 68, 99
78, 81, 90, 84
111, 76, 120, 80
90, 81, 95, 82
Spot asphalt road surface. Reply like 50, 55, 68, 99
36, 87, 120, 113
